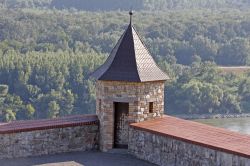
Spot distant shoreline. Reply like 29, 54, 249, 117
169, 113, 250, 120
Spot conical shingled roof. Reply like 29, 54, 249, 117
91, 15, 169, 82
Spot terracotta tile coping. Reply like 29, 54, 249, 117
130, 115, 250, 159
0, 115, 98, 134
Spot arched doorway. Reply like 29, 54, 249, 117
114, 102, 129, 148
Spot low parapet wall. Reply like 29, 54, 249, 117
129, 116, 250, 166
0, 115, 99, 159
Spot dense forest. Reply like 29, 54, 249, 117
2, 0, 250, 10
1, 9, 250, 66
0, 2, 250, 122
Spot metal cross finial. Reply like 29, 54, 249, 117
129, 10, 133, 24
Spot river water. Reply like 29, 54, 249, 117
194, 117, 250, 135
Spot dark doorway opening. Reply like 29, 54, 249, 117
114, 102, 129, 149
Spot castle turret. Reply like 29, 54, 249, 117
92, 11, 169, 151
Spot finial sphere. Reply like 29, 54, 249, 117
129, 10, 133, 16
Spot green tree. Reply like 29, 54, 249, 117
0, 85, 8, 97
217, 38, 250, 65
48, 101, 60, 118
3, 109, 16, 122
60, 90, 74, 116
26, 104, 36, 119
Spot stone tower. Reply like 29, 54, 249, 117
91, 12, 169, 151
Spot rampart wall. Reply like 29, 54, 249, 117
0, 115, 99, 159
129, 116, 250, 166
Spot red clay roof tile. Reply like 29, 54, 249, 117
130, 115, 250, 158
0, 115, 98, 134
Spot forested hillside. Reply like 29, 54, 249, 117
0, 6, 250, 121
0, 9, 249, 65
51, 0, 250, 10
2, 0, 250, 10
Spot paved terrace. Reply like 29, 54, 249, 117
0, 151, 156, 166
131, 115, 250, 159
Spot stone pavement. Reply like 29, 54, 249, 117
0, 151, 156, 166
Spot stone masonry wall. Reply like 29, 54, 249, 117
0, 125, 99, 159
96, 80, 165, 151
129, 127, 250, 166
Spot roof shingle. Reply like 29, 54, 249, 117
91, 21, 169, 82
